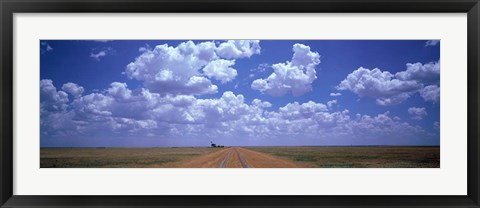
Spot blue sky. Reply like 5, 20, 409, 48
40, 40, 440, 147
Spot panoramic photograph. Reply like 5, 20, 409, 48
40, 40, 440, 168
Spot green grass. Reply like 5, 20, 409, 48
246, 146, 440, 168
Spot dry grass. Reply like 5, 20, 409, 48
41, 146, 440, 168
246, 146, 440, 168
40, 147, 220, 168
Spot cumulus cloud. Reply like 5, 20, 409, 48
277, 101, 328, 120
396, 61, 440, 83
202, 59, 237, 83
41, 79, 69, 112
337, 67, 422, 105
43, 82, 163, 136
330, 92, 341, 97
125, 40, 262, 95
107, 82, 133, 101
62, 82, 85, 98
252, 99, 272, 108
349, 111, 425, 141
41, 80, 76, 137
425, 40, 440, 47
188, 91, 251, 123
125, 41, 218, 95
419, 85, 440, 103
337, 61, 440, 105
251, 43, 321, 96
216, 40, 261, 59
327, 100, 337, 108
408, 107, 427, 120
41, 79, 432, 144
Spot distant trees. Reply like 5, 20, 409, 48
210, 141, 224, 148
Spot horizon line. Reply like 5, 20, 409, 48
40, 145, 441, 149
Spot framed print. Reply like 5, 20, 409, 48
1, 0, 479, 207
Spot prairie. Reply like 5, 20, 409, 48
40, 147, 220, 168
247, 146, 440, 168
40, 146, 440, 168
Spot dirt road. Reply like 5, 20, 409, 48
157, 147, 304, 168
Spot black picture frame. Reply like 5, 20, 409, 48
1, 0, 479, 207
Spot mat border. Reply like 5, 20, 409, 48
1, 0, 479, 207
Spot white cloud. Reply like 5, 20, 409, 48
187, 91, 251, 123
349, 111, 425, 141
425, 40, 440, 47
184, 76, 219, 94
330, 92, 341, 97
90, 51, 107, 60
251, 43, 321, 96
419, 85, 440, 103
396, 61, 440, 83
202, 59, 237, 83
125, 41, 219, 95
327, 99, 337, 108
337, 67, 422, 105
75, 92, 114, 117
110, 117, 157, 133
41, 79, 69, 112
277, 101, 328, 120
90, 47, 114, 61
62, 82, 84, 98
42, 79, 432, 144
251, 79, 268, 92
216, 40, 261, 59
375, 93, 412, 106
252, 99, 272, 108
124, 40, 263, 96
107, 82, 133, 101
125, 40, 262, 96
408, 107, 427, 120
337, 61, 440, 105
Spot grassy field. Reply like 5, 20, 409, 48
40, 147, 220, 168
246, 146, 440, 168
41, 146, 440, 168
